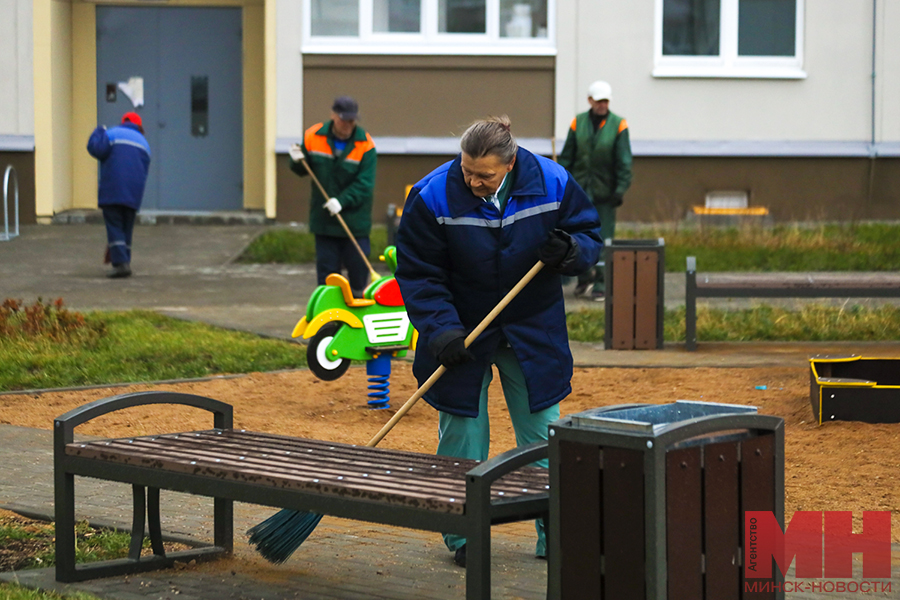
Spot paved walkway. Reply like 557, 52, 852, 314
1, 222, 898, 598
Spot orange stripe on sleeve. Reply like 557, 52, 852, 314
570, 118, 577, 131
618, 119, 628, 134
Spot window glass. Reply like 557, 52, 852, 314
738, 0, 795, 56
499, 0, 548, 38
311, 0, 359, 36
662, 0, 720, 56
373, 0, 420, 33
438, 0, 486, 33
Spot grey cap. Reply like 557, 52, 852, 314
332, 96, 359, 121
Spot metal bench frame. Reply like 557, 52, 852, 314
54, 391, 549, 600
685, 256, 900, 351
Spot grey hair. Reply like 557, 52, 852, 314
459, 115, 518, 164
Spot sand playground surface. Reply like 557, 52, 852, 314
1, 363, 897, 542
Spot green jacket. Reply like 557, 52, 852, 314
291, 121, 377, 237
558, 110, 632, 205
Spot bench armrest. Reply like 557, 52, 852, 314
54, 391, 233, 448
465, 441, 548, 485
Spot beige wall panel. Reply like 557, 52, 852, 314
570, 0, 873, 142
0, 0, 33, 136
302, 56, 554, 138
72, 2, 97, 210
275, 0, 305, 139
277, 153, 449, 224
50, 0, 73, 215
879, 0, 900, 142
34, 0, 74, 218
243, 4, 265, 210
622, 157, 900, 223
0, 0, 20, 133
18, 0, 34, 135
264, 0, 277, 218
553, 0, 577, 141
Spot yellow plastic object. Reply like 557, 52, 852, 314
410, 329, 418, 351
292, 316, 309, 338
809, 355, 900, 425
325, 273, 375, 308
691, 206, 769, 216
302, 309, 364, 339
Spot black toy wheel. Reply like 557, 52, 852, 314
307, 322, 351, 381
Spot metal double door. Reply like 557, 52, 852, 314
96, 6, 243, 211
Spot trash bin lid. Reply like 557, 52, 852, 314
569, 400, 757, 435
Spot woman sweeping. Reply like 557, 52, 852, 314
395, 116, 603, 567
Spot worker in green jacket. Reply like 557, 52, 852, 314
558, 80, 633, 300
289, 96, 377, 296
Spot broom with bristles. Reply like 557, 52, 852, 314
248, 260, 546, 563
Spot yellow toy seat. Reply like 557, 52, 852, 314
325, 273, 375, 308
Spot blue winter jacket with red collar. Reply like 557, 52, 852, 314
87, 123, 151, 210
395, 147, 602, 417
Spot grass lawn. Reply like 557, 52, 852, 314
0, 584, 100, 600
0, 302, 304, 392
238, 222, 900, 272
2, 299, 899, 394
0, 509, 188, 600
566, 304, 900, 343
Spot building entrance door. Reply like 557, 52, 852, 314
96, 6, 243, 211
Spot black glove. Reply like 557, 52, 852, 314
538, 229, 580, 272
611, 193, 624, 207
431, 330, 474, 367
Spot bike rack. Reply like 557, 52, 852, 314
2, 164, 19, 241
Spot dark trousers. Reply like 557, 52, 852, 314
315, 234, 371, 295
577, 203, 617, 292
102, 205, 137, 266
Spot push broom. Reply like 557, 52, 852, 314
248, 259, 546, 563
297, 153, 380, 282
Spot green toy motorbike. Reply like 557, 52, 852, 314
292, 246, 417, 388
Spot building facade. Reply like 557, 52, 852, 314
2, 0, 899, 225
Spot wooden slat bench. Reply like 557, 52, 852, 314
685, 256, 900, 351
54, 391, 550, 599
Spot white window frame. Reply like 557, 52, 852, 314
653, 0, 806, 79
302, 0, 556, 55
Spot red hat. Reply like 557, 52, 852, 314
122, 112, 142, 128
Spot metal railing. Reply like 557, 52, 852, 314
2, 164, 19, 241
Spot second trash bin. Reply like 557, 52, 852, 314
604, 238, 665, 350
548, 401, 785, 600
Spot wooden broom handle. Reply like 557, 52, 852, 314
366, 260, 546, 447
299, 156, 380, 281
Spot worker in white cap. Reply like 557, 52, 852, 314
558, 80, 633, 300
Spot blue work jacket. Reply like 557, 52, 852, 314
395, 148, 602, 417
87, 123, 151, 211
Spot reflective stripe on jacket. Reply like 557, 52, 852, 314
87, 124, 151, 210
395, 148, 602, 417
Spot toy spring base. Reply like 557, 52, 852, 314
366, 354, 391, 409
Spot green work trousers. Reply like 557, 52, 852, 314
436, 345, 559, 556
577, 203, 617, 293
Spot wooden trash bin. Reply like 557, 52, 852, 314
604, 239, 665, 350
548, 401, 785, 600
